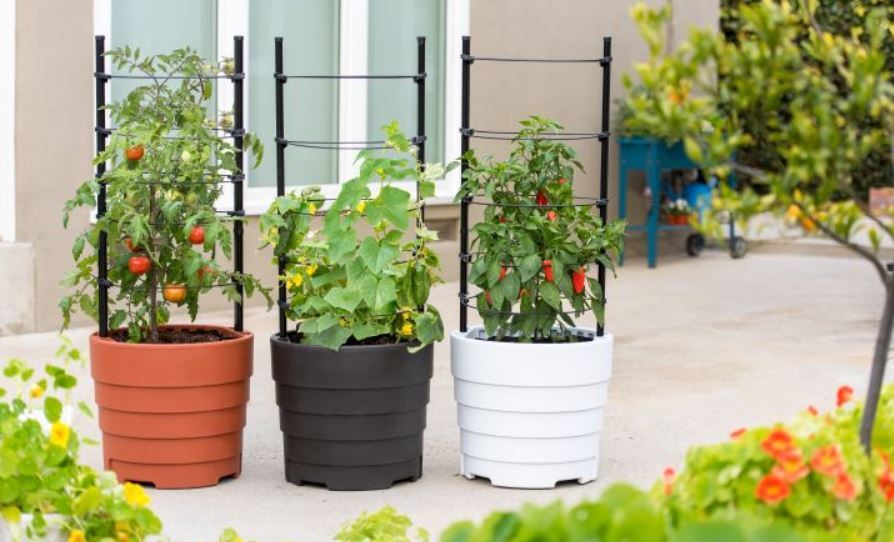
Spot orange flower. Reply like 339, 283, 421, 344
811, 445, 846, 477
878, 470, 894, 502
837, 385, 854, 408
730, 428, 747, 440
761, 429, 796, 461
756, 474, 791, 504
832, 472, 858, 501
772, 449, 810, 484
807, 405, 818, 416
663, 467, 676, 496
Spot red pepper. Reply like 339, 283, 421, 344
546, 210, 557, 222
543, 259, 554, 282
536, 191, 548, 206
572, 267, 587, 294
499, 265, 507, 281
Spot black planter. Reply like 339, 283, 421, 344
270, 335, 433, 491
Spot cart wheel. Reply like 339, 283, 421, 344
730, 236, 748, 259
686, 234, 705, 257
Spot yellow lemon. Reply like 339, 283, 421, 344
123, 482, 150, 508
49, 422, 70, 448
29, 385, 44, 399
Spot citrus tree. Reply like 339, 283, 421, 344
260, 123, 450, 351
62, 47, 269, 342
458, 117, 626, 341
623, 0, 894, 449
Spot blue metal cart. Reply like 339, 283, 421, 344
618, 136, 746, 267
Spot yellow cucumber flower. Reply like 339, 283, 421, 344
306, 264, 318, 276
286, 273, 303, 289
68, 530, 86, 542
356, 201, 366, 213
400, 322, 414, 337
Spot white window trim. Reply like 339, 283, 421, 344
94, 0, 467, 216
1, 0, 16, 242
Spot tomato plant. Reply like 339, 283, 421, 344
62, 46, 270, 342
458, 116, 626, 341
260, 123, 454, 351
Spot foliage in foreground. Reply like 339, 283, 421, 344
260, 123, 453, 351
0, 343, 162, 541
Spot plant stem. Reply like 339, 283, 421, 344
147, 183, 159, 343
860, 276, 894, 452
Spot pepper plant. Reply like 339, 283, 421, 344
260, 123, 452, 351
458, 116, 626, 341
61, 46, 269, 342
623, 1, 894, 449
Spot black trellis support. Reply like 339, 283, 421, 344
233, 35, 246, 332
273, 36, 427, 340
93, 35, 248, 337
458, 35, 614, 337
95, 36, 109, 337
275, 37, 288, 339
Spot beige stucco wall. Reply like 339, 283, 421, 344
14, 0, 718, 332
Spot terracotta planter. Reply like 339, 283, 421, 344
271, 335, 433, 491
90, 325, 253, 489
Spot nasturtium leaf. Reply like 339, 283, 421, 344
44, 397, 63, 423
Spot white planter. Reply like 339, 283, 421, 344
0, 515, 65, 542
450, 326, 613, 489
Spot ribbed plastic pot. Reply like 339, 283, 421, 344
90, 325, 253, 489
451, 326, 613, 489
271, 335, 433, 491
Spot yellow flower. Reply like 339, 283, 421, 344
356, 201, 366, 213
306, 264, 318, 276
286, 273, 303, 289
30, 385, 44, 399
49, 422, 70, 448
400, 322, 414, 337
307, 203, 317, 216
68, 529, 86, 542
822, 32, 835, 48
123, 482, 150, 508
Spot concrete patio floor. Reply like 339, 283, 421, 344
1, 251, 890, 541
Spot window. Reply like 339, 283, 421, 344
95, 0, 467, 215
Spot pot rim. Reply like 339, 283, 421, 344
270, 333, 424, 353
451, 326, 613, 347
91, 324, 253, 350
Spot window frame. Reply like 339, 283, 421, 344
94, 0, 468, 216
1, 0, 15, 242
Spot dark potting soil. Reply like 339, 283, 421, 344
286, 330, 410, 347
110, 328, 235, 344
480, 334, 595, 344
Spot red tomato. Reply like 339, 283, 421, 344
558, 177, 567, 185
189, 225, 205, 245
125, 145, 144, 162
124, 238, 141, 252
128, 255, 151, 276
163, 284, 187, 304
546, 210, 558, 222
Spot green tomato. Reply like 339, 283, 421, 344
180, 150, 193, 163
185, 192, 198, 206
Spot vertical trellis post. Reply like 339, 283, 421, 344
416, 36, 427, 225
596, 37, 612, 338
274, 37, 288, 339
233, 35, 245, 332
459, 36, 472, 334
95, 36, 110, 337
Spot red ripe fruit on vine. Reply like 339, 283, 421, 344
536, 191, 548, 206
546, 210, 558, 222
125, 145, 144, 162
484, 291, 493, 305
128, 255, 151, 276
542, 259, 554, 282
124, 238, 141, 252
558, 177, 567, 185
499, 266, 508, 281
197, 265, 212, 280
572, 267, 587, 294
189, 225, 205, 245
498, 215, 507, 224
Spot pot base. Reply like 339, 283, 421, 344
460, 455, 597, 489
285, 456, 422, 491
107, 455, 241, 489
